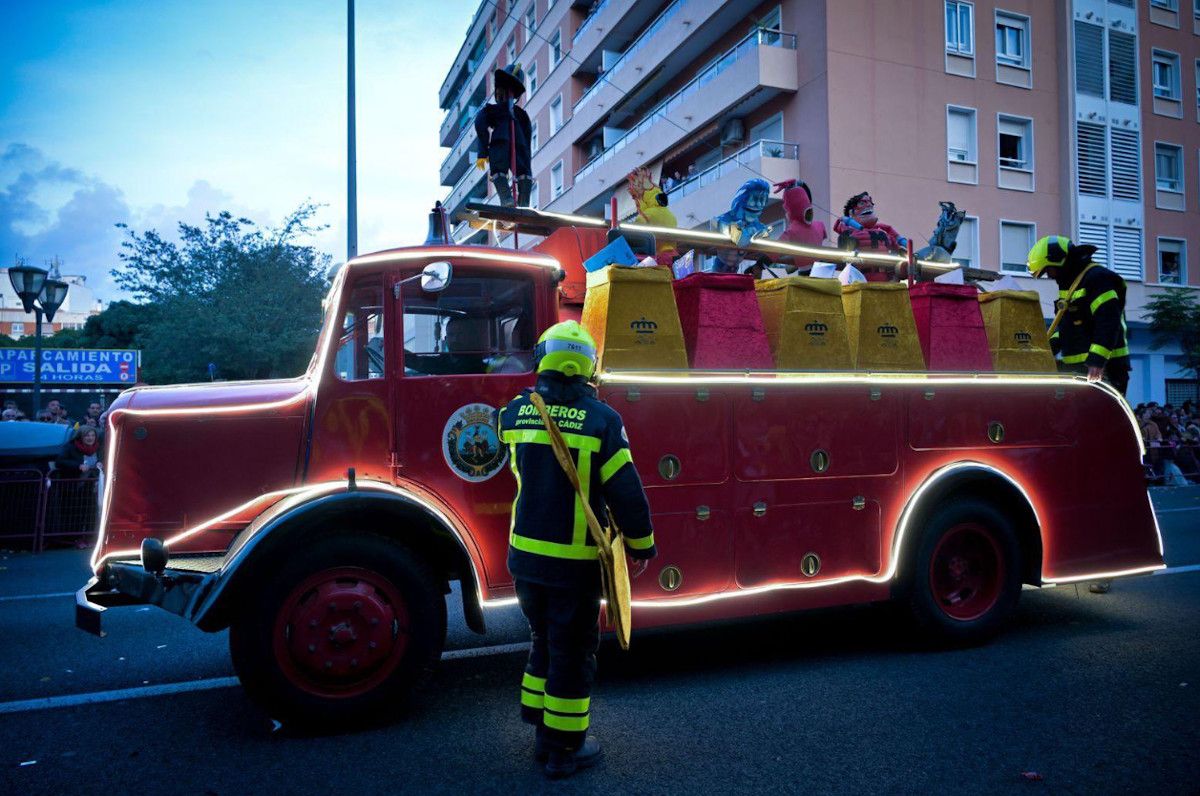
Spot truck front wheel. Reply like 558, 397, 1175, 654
229, 533, 446, 727
902, 497, 1022, 646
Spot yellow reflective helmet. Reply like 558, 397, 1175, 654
535, 320, 597, 379
1027, 235, 1071, 277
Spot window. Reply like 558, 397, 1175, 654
527, 60, 537, 94
524, 4, 536, 38
1107, 30, 1138, 105
945, 1, 974, 55
998, 115, 1032, 170
530, 120, 539, 153
1150, 0, 1177, 9
403, 273, 536, 376
549, 94, 562, 135
995, 12, 1029, 68
1153, 50, 1180, 99
1074, 21, 1104, 97
11, 322, 24, 335
529, 178, 540, 210
335, 278, 385, 381
550, 161, 564, 198
549, 29, 562, 68
952, 217, 978, 269
1158, 239, 1186, 284
1076, 121, 1107, 196
1000, 221, 1035, 273
946, 106, 977, 163
506, 38, 515, 67
1155, 143, 1183, 191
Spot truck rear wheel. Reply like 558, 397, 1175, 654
229, 533, 446, 728
902, 497, 1021, 646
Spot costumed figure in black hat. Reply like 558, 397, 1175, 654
474, 63, 533, 208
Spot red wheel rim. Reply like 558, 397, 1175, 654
272, 566, 410, 699
928, 522, 1004, 622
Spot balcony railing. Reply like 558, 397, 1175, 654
573, 0, 611, 43
574, 28, 797, 182
573, 0, 682, 113
667, 139, 798, 200
446, 161, 487, 211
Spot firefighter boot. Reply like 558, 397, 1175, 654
492, 174, 515, 208
545, 736, 602, 779
516, 175, 532, 207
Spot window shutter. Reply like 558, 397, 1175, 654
1077, 222, 1109, 265
1111, 226, 1144, 281
1074, 22, 1104, 97
1110, 128, 1141, 201
1076, 122, 1108, 197
947, 110, 972, 160
1001, 223, 1033, 270
952, 218, 977, 267
1107, 31, 1137, 105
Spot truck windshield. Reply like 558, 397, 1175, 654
403, 273, 535, 376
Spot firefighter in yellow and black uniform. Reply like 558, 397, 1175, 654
1027, 235, 1131, 396
498, 320, 655, 779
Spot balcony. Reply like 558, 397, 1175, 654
440, 101, 481, 149
440, 121, 480, 187
573, 0, 683, 115
551, 29, 798, 211
438, 2, 492, 108
445, 162, 488, 216
664, 140, 800, 229
573, 0, 612, 44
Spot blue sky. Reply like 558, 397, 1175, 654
1, 0, 478, 298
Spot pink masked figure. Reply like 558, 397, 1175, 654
772, 180, 827, 267
833, 192, 906, 253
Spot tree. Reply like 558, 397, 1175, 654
1144, 288, 1200, 381
112, 204, 331, 383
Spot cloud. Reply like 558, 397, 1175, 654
0, 144, 283, 300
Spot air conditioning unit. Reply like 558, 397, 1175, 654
720, 118, 745, 146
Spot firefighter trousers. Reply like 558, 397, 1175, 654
515, 578, 602, 750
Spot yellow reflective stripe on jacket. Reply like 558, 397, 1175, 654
510, 533, 600, 560
501, 428, 602, 452
1089, 343, 1129, 359
625, 533, 655, 550
1061, 352, 1089, 364
544, 694, 590, 714
508, 443, 522, 534
1089, 289, 1118, 315
1057, 288, 1087, 301
599, 448, 633, 483
573, 450, 592, 548
1049, 330, 1060, 339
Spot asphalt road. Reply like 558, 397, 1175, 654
2, 488, 1198, 794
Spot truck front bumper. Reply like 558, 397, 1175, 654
75, 558, 218, 637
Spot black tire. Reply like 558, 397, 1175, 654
900, 496, 1022, 647
229, 533, 446, 728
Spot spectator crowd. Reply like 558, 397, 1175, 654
1136, 400, 1200, 486
2, 396, 107, 477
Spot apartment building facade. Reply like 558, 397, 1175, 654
437, 0, 1200, 404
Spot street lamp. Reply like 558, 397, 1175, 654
8, 263, 69, 416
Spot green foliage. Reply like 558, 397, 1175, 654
1144, 288, 1200, 379
110, 204, 331, 383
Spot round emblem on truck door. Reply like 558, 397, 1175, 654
443, 404, 507, 482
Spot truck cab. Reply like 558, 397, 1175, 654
78, 243, 1164, 727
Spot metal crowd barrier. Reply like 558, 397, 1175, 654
0, 468, 98, 551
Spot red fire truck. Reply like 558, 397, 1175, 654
76, 221, 1164, 726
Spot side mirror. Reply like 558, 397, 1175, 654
421, 261, 453, 293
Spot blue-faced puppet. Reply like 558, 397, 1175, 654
709, 178, 771, 272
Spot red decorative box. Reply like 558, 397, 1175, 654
672, 273, 774, 369
908, 282, 993, 372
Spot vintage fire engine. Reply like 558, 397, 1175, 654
76, 209, 1164, 725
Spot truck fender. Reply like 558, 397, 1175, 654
189, 487, 488, 634
890, 462, 1043, 587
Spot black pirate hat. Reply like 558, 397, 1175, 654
494, 62, 527, 98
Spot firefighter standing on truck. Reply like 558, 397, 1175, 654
1027, 235, 1132, 396
498, 320, 656, 780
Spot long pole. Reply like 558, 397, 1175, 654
32, 307, 43, 416
347, 0, 358, 261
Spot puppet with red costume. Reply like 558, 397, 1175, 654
773, 179, 827, 268
834, 192, 906, 254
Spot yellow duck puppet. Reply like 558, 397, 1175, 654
626, 167, 678, 265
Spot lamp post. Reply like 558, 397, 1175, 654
8, 263, 69, 415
